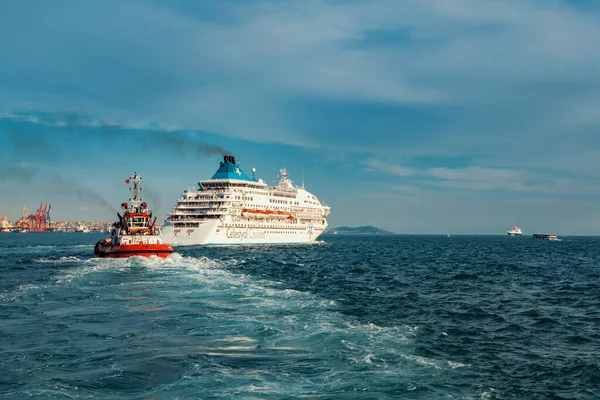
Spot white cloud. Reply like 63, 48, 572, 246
363, 159, 416, 176
1, 0, 600, 158
364, 159, 599, 196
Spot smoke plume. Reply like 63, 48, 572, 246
1, 112, 231, 218
50, 112, 232, 158
3, 112, 233, 159
0, 166, 118, 216
0, 163, 39, 182
138, 184, 162, 217
47, 176, 118, 215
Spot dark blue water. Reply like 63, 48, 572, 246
1, 233, 599, 399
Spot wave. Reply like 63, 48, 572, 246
1, 252, 471, 398
36, 256, 86, 263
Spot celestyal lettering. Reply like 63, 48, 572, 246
226, 228, 247, 240
226, 228, 266, 240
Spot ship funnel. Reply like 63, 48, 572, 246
223, 155, 236, 164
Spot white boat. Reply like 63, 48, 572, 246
76, 224, 90, 233
507, 226, 522, 236
161, 156, 330, 245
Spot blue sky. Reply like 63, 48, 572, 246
1, 0, 600, 234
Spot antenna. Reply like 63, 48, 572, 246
302, 170, 305, 189
252, 167, 256, 181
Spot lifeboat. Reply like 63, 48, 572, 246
241, 208, 293, 220
94, 172, 175, 259
241, 208, 260, 218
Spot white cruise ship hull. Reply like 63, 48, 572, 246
161, 220, 326, 246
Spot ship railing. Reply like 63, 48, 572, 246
170, 210, 227, 216
178, 198, 230, 203
175, 206, 229, 212
176, 202, 231, 208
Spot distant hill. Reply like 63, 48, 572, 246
326, 225, 393, 235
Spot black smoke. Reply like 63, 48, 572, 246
45, 176, 118, 215
1, 112, 232, 216
61, 113, 232, 158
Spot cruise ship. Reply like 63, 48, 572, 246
507, 226, 522, 236
161, 156, 330, 245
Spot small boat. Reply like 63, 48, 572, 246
507, 226, 523, 236
94, 172, 174, 258
532, 233, 558, 241
76, 224, 90, 233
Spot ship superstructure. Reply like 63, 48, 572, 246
161, 156, 330, 245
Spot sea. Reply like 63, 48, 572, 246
1, 233, 599, 399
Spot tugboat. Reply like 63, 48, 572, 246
94, 172, 174, 258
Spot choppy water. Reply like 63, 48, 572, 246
1, 233, 599, 399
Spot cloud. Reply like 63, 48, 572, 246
364, 159, 598, 196
2, 0, 600, 150
363, 159, 416, 177
2, 0, 600, 191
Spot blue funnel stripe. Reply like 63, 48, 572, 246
211, 161, 253, 181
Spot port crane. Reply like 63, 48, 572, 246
32, 202, 50, 231
14, 203, 51, 231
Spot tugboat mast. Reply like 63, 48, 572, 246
127, 172, 143, 211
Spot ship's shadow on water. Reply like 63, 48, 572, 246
1, 233, 600, 399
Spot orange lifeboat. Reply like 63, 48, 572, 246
241, 208, 293, 220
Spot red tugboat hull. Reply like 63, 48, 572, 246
95, 240, 174, 258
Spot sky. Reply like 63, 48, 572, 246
1, 0, 600, 234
